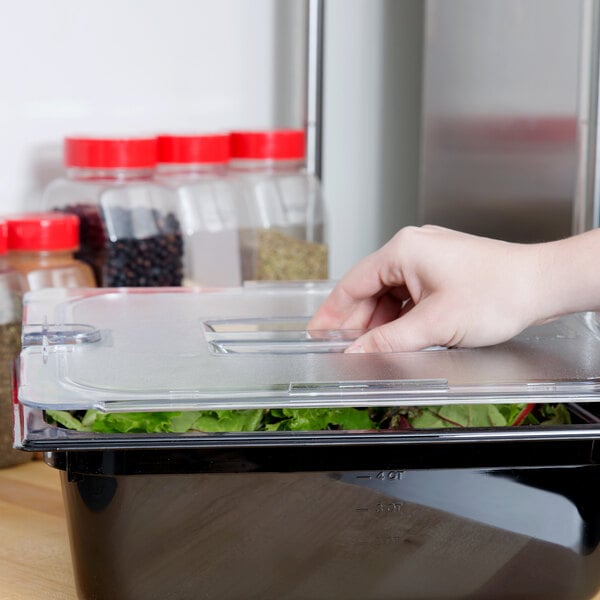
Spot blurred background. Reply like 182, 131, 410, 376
0, 0, 597, 277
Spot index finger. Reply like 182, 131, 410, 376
308, 242, 407, 330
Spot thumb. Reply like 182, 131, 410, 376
346, 299, 449, 353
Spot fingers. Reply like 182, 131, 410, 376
366, 291, 405, 329
309, 225, 539, 353
309, 254, 385, 330
309, 242, 408, 330
346, 297, 454, 353
308, 283, 378, 330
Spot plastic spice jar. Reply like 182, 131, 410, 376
0, 220, 29, 467
156, 134, 241, 286
6, 212, 96, 291
229, 129, 328, 281
42, 137, 183, 287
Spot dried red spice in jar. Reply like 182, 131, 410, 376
6, 212, 96, 290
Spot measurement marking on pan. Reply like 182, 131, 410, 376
355, 507, 370, 512
355, 475, 372, 480
377, 471, 405, 480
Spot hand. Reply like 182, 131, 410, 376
308, 225, 545, 352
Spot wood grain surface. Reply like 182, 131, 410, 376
0, 461, 76, 600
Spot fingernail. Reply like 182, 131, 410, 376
345, 343, 365, 354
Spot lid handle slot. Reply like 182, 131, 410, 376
204, 316, 363, 354
22, 323, 102, 347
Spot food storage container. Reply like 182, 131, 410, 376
43, 137, 183, 287
6, 212, 96, 290
0, 220, 28, 467
156, 134, 241, 286
14, 284, 600, 599
230, 130, 328, 281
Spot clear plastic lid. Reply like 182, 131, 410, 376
17, 284, 600, 412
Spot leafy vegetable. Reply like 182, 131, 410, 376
46, 410, 90, 432
191, 410, 264, 433
45, 403, 571, 434
48, 409, 265, 433
86, 411, 181, 433
537, 403, 571, 426
410, 404, 508, 429
264, 408, 373, 431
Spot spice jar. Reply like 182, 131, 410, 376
229, 130, 328, 281
0, 220, 28, 468
6, 212, 96, 290
156, 134, 241, 286
42, 137, 183, 287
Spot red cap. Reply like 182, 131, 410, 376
0, 221, 7, 255
229, 130, 305, 160
6, 213, 80, 252
157, 134, 230, 164
64, 137, 157, 169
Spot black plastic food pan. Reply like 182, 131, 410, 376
38, 407, 600, 600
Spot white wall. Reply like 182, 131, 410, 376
1, 0, 426, 279
321, 0, 424, 278
0, 0, 307, 213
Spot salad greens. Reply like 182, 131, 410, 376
46, 403, 570, 434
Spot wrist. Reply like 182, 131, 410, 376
530, 230, 600, 323
508, 242, 552, 327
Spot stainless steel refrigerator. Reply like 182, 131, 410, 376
419, 0, 599, 242
318, 0, 600, 278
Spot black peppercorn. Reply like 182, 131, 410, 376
57, 204, 183, 287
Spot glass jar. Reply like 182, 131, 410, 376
229, 130, 328, 281
0, 220, 28, 468
6, 212, 96, 290
42, 137, 183, 287
156, 134, 241, 287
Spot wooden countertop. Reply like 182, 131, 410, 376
0, 460, 77, 600
2, 460, 600, 600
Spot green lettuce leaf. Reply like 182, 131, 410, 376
82, 409, 264, 433
537, 403, 571, 426
89, 411, 183, 433
264, 408, 374, 431
46, 410, 91, 432
496, 403, 527, 425
410, 404, 508, 429
192, 410, 264, 433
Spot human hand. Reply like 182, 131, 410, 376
308, 225, 545, 352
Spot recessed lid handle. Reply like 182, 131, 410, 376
22, 323, 102, 347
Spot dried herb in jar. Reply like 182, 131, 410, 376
241, 228, 328, 281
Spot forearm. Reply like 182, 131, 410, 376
532, 228, 600, 322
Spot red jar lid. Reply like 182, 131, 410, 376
7, 213, 80, 252
0, 221, 7, 255
64, 137, 157, 169
229, 130, 305, 160
157, 134, 230, 164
